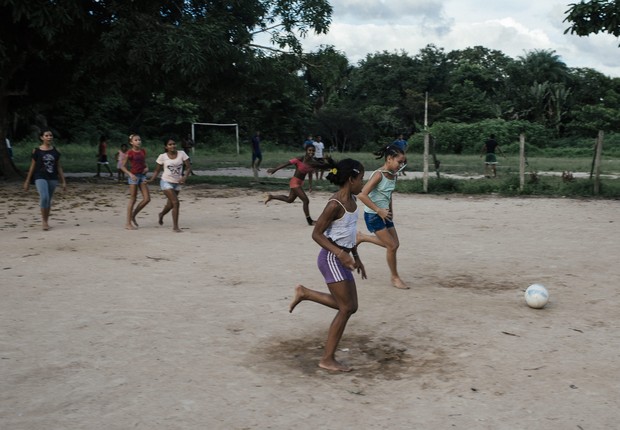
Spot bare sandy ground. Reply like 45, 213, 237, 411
1, 179, 619, 430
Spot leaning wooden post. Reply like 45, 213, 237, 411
519, 133, 525, 192
423, 92, 429, 192
423, 133, 429, 192
593, 130, 604, 195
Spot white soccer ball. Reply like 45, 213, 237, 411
524, 284, 549, 309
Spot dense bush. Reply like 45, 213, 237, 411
407, 119, 554, 155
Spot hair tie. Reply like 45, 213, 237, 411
330, 168, 338, 175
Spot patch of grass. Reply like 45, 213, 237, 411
395, 174, 619, 199
9, 143, 619, 198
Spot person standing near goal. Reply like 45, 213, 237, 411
480, 134, 505, 178
251, 131, 262, 173
313, 135, 326, 180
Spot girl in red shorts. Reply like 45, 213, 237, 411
265, 144, 325, 225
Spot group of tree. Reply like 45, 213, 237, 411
1, 0, 619, 178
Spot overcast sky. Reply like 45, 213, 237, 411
297, 0, 620, 77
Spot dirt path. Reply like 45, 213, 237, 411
1, 181, 619, 429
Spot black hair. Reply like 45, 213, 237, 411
373, 143, 405, 160
163, 136, 176, 147
39, 128, 53, 137
325, 158, 364, 186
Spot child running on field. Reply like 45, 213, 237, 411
289, 158, 367, 372
356, 144, 409, 289
147, 137, 191, 232
120, 134, 150, 230
265, 144, 325, 225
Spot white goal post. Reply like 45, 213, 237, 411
191, 122, 240, 154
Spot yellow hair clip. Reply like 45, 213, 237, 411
330, 168, 338, 175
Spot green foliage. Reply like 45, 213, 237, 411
564, 0, 620, 40
0, 0, 333, 138
413, 119, 552, 155
3, 0, 620, 179
393, 174, 619, 198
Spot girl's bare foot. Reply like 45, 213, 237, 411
173, 227, 182, 233
264, 194, 272, 205
131, 208, 142, 227
42, 223, 50, 231
319, 358, 352, 372
125, 224, 137, 230
289, 285, 306, 313
158, 213, 164, 225
391, 277, 409, 290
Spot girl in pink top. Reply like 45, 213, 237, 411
265, 144, 324, 225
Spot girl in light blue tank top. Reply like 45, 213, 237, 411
357, 144, 409, 290
289, 158, 367, 372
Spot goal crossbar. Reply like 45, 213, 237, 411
191, 122, 240, 154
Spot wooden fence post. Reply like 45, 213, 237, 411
593, 131, 604, 195
423, 132, 429, 192
519, 133, 525, 192
423, 91, 429, 192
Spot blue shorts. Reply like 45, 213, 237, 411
128, 173, 147, 185
317, 248, 354, 284
364, 211, 394, 233
160, 180, 181, 191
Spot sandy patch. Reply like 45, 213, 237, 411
1, 181, 619, 429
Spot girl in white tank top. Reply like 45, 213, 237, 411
288, 158, 366, 372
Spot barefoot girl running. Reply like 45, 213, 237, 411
357, 144, 409, 289
147, 137, 191, 232
289, 158, 367, 372
265, 144, 324, 225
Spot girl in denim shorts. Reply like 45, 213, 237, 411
147, 137, 191, 232
357, 144, 409, 290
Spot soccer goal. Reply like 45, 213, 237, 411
191, 122, 240, 154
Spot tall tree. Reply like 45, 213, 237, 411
344, 50, 421, 141
564, 0, 620, 41
302, 45, 350, 113
505, 49, 570, 122
0, 0, 333, 178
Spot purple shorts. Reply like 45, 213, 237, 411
317, 248, 354, 284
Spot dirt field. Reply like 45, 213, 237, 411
1, 180, 619, 429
